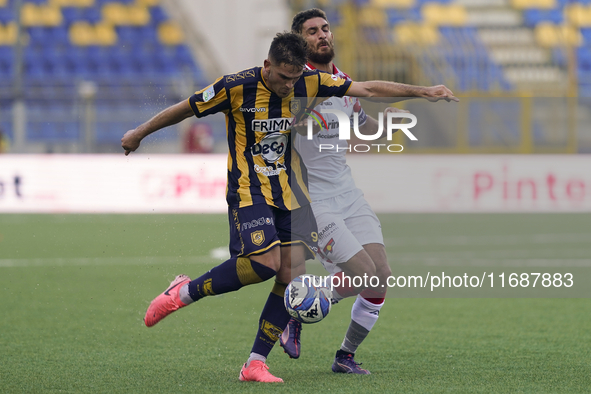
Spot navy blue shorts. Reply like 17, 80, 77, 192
228, 203, 318, 260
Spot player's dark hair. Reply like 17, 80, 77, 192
291, 8, 329, 34
268, 31, 308, 69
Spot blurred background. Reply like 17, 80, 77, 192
0, 0, 589, 154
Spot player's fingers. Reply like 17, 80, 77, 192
443, 87, 459, 102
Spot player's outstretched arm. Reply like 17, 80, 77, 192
347, 81, 459, 103
121, 99, 194, 155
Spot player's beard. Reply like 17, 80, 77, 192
308, 42, 335, 65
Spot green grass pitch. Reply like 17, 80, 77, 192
1, 213, 591, 393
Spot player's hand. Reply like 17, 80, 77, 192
423, 85, 459, 103
121, 129, 143, 155
383, 107, 410, 125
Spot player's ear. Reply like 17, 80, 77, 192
263, 59, 271, 71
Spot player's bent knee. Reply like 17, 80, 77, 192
342, 250, 377, 278
376, 264, 392, 282
250, 247, 281, 272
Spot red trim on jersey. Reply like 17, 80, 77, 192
306, 62, 352, 81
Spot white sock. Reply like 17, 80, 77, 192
351, 294, 384, 331
179, 284, 194, 305
247, 352, 266, 367
340, 295, 384, 354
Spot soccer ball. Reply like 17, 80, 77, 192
284, 274, 332, 324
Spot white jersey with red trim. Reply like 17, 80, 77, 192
294, 63, 368, 201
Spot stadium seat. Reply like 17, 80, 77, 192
535, 23, 582, 47
360, 6, 388, 27
421, 4, 467, 26
511, 0, 556, 9
371, 0, 415, 8
565, 3, 591, 27
0, 21, 17, 44
158, 21, 184, 46
393, 22, 440, 45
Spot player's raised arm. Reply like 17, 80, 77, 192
121, 99, 194, 155
347, 81, 459, 103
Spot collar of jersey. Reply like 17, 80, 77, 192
305, 62, 339, 75
259, 67, 273, 93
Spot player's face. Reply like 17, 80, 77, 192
263, 60, 304, 98
301, 17, 335, 64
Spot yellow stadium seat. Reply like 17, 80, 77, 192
535, 22, 558, 47
371, 0, 415, 8
0, 23, 16, 45
422, 3, 467, 26
360, 6, 387, 27
126, 5, 150, 25
565, 4, 591, 27
103, 3, 150, 26
102, 3, 128, 25
511, 0, 556, 10
95, 22, 117, 45
158, 22, 184, 45
136, 0, 160, 6
69, 21, 94, 46
535, 22, 582, 47
69, 21, 118, 46
49, 0, 95, 7
0, 0, 8, 7
393, 22, 440, 46
21, 4, 42, 26
21, 4, 63, 27
43, 6, 63, 26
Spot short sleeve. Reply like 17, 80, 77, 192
188, 77, 231, 118
316, 72, 352, 98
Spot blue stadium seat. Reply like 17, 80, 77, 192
523, 9, 564, 28
0, 0, 206, 144
386, 7, 422, 25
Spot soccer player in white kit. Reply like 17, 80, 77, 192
280, 8, 441, 374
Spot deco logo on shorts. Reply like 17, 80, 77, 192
251, 230, 265, 246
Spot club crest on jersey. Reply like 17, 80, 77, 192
290, 99, 301, 115
251, 230, 265, 246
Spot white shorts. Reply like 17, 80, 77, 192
312, 188, 384, 275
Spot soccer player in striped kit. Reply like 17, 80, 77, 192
122, 31, 456, 382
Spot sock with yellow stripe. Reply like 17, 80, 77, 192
180, 257, 276, 304
250, 281, 291, 359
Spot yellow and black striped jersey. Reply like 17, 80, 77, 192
188, 66, 351, 210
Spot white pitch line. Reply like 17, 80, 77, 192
392, 257, 591, 267
384, 233, 591, 247
0, 255, 216, 268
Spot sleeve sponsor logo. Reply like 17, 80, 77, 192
202, 85, 215, 102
